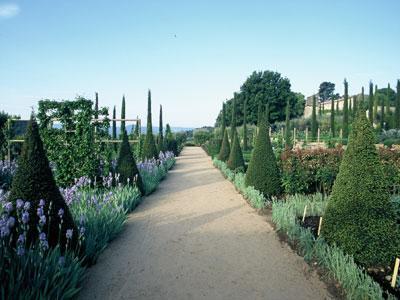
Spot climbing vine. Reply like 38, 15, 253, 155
37, 97, 111, 186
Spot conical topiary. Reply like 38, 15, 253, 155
142, 90, 158, 160
8, 115, 78, 250
120, 95, 126, 138
245, 112, 282, 199
321, 111, 399, 267
116, 130, 144, 195
218, 128, 230, 162
227, 130, 245, 172
158, 105, 164, 152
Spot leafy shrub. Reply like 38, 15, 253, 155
245, 114, 282, 199
8, 116, 78, 250
218, 128, 230, 162
227, 130, 245, 172
322, 112, 400, 267
194, 130, 212, 145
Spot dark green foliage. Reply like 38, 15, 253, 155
227, 130, 245, 172
368, 82, 374, 124
321, 111, 400, 267
0, 111, 9, 159
330, 97, 335, 137
218, 128, 230, 162
311, 95, 317, 141
112, 106, 117, 151
285, 100, 291, 148
158, 105, 164, 152
245, 113, 282, 199
220, 102, 227, 138
256, 99, 263, 127
343, 79, 349, 139
120, 95, 126, 138
142, 90, 158, 160
116, 130, 144, 195
230, 97, 237, 140
165, 124, 178, 156
396, 80, 400, 129
243, 98, 248, 151
8, 116, 77, 250
94, 92, 99, 119
380, 85, 385, 129
386, 83, 391, 129
318, 82, 337, 102
352, 95, 357, 119
215, 71, 304, 126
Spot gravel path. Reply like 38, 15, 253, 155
79, 147, 333, 300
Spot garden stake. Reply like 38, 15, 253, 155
302, 205, 307, 222
317, 217, 323, 236
391, 257, 400, 288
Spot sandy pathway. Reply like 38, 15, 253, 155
79, 147, 333, 300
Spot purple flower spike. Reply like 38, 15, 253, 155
24, 201, 31, 211
39, 232, 46, 241
0, 226, 10, 237
58, 208, 64, 218
39, 199, 45, 207
17, 246, 25, 256
80, 226, 85, 235
66, 229, 73, 240
37, 207, 44, 217
7, 216, 15, 228
22, 212, 29, 224
16, 199, 24, 209
4, 202, 13, 213
39, 215, 46, 226
17, 234, 25, 244
58, 256, 65, 267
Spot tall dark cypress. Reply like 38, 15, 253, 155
243, 98, 248, 151
380, 85, 385, 129
285, 99, 291, 148
368, 82, 374, 124
265, 102, 270, 124
120, 95, 126, 137
311, 95, 317, 141
386, 83, 391, 129
112, 105, 117, 151
330, 96, 335, 137
257, 100, 263, 127
353, 95, 358, 118
94, 92, 99, 119
142, 90, 158, 159
158, 105, 164, 152
230, 97, 237, 141
343, 79, 349, 139
396, 80, 400, 129
221, 103, 226, 139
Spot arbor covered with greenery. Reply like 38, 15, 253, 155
321, 111, 399, 267
215, 71, 304, 126
142, 90, 158, 160
245, 112, 282, 199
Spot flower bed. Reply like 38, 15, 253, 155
0, 152, 175, 299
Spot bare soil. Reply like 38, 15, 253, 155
79, 147, 334, 300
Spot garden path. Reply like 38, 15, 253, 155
79, 147, 333, 300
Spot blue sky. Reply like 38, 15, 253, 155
1, 1, 399, 127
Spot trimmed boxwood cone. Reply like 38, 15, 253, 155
218, 128, 230, 162
321, 110, 400, 267
227, 130, 245, 172
245, 112, 282, 199
116, 130, 144, 195
142, 90, 158, 159
8, 115, 78, 251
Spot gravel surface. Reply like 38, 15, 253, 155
79, 147, 333, 300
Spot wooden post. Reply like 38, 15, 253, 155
391, 258, 400, 288
317, 128, 320, 143
305, 127, 308, 143
317, 217, 323, 236
293, 128, 296, 144
302, 205, 307, 222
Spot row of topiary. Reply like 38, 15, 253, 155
0, 111, 176, 298
213, 106, 400, 296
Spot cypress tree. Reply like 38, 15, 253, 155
265, 102, 270, 124
343, 79, 349, 139
243, 98, 248, 151
120, 95, 126, 137
134, 119, 140, 137
352, 95, 357, 119
142, 90, 158, 159
374, 84, 378, 122
321, 110, 400, 267
396, 80, 400, 129
9, 115, 77, 250
311, 95, 317, 141
230, 98, 237, 141
245, 112, 282, 199
285, 100, 291, 148
386, 83, 391, 129
158, 105, 164, 152
94, 92, 99, 120
116, 130, 144, 195
330, 96, 335, 137
218, 128, 230, 162
349, 97, 352, 118
165, 124, 178, 155
221, 103, 226, 139
368, 82, 374, 124
227, 130, 245, 171
257, 100, 263, 127
112, 106, 117, 152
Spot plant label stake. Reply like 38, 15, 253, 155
391, 257, 400, 288
317, 217, 323, 236
302, 205, 307, 222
